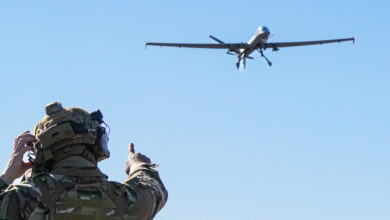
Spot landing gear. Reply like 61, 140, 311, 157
257, 48, 272, 66
236, 58, 247, 69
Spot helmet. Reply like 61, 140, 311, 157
33, 102, 110, 171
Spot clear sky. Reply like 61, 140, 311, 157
0, 1, 389, 219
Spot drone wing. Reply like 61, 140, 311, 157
145, 42, 249, 50
264, 37, 355, 50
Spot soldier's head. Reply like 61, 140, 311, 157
32, 102, 110, 172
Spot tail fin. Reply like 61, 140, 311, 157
209, 35, 225, 44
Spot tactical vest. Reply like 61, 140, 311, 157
28, 173, 135, 220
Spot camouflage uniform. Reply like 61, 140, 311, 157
0, 103, 167, 219
0, 162, 167, 220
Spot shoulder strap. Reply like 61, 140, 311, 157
32, 173, 66, 209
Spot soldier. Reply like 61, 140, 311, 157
0, 102, 167, 220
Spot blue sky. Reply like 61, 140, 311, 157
0, 1, 389, 219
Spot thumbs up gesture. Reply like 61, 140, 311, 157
125, 143, 152, 176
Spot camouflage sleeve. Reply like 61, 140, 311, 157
0, 178, 8, 192
123, 163, 168, 219
0, 188, 24, 220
